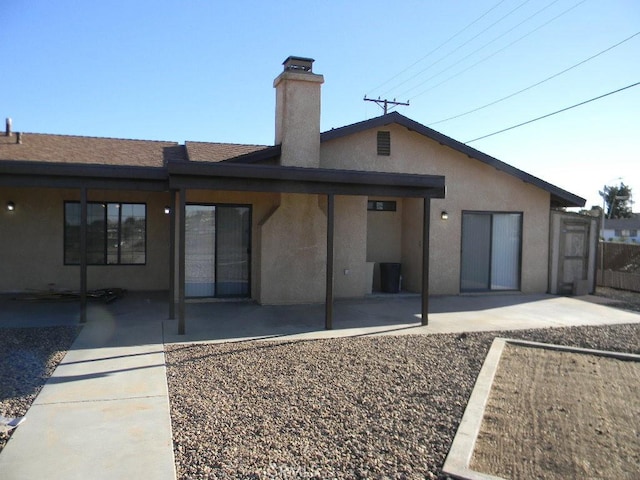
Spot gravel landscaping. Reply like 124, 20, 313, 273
165, 322, 640, 480
0, 326, 79, 451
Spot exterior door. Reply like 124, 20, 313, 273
461, 212, 522, 292
185, 204, 251, 298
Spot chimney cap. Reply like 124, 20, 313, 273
282, 56, 315, 72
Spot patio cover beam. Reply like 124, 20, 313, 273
169, 189, 177, 320
178, 189, 186, 335
325, 194, 335, 330
422, 197, 430, 325
168, 162, 445, 199
0, 161, 168, 191
80, 186, 88, 324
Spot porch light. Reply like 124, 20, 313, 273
441, 211, 449, 220
164, 206, 171, 215
6, 201, 15, 212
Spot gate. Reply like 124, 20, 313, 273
549, 211, 598, 295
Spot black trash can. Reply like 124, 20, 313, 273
380, 262, 401, 293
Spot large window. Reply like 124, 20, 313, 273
461, 212, 522, 292
64, 202, 146, 265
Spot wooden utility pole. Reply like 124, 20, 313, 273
364, 96, 409, 114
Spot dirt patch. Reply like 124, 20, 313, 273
470, 345, 640, 479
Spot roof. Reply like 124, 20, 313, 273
0, 132, 180, 167
0, 112, 585, 207
320, 112, 585, 208
604, 214, 640, 230
185, 141, 272, 162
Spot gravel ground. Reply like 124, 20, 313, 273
0, 326, 79, 451
595, 286, 640, 313
165, 322, 640, 480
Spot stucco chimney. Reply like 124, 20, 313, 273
274, 56, 324, 168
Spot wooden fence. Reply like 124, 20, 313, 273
597, 242, 640, 292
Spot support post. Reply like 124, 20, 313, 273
421, 197, 430, 325
178, 189, 186, 335
169, 189, 176, 319
325, 194, 335, 330
79, 186, 88, 324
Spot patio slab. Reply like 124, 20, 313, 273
163, 293, 640, 344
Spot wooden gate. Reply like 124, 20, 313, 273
549, 211, 598, 295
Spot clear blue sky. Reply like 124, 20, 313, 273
2, 0, 639, 209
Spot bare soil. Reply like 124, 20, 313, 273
471, 344, 640, 480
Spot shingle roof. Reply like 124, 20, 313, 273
321, 112, 586, 208
185, 142, 271, 162
604, 214, 640, 229
0, 132, 180, 167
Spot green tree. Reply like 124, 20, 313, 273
599, 182, 633, 219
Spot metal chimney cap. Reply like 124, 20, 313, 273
282, 56, 315, 72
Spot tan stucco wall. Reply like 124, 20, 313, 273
274, 71, 324, 168
320, 124, 552, 294
0, 187, 171, 293
333, 195, 370, 298
258, 193, 327, 304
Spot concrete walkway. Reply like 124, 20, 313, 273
1, 293, 640, 479
0, 294, 176, 480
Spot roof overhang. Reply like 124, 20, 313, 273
169, 161, 445, 198
0, 160, 168, 191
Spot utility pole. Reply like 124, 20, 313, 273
364, 96, 409, 114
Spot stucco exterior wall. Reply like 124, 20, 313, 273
274, 71, 324, 168
259, 193, 327, 304
333, 195, 369, 298
0, 187, 171, 293
320, 124, 552, 294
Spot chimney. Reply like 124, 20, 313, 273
274, 56, 324, 168
6, 118, 12, 136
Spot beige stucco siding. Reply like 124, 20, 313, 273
0, 187, 171, 293
320, 124, 551, 294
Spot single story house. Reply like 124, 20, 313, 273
603, 215, 640, 242
0, 56, 586, 333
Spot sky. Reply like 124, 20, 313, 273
2, 0, 639, 210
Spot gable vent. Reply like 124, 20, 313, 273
377, 131, 390, 156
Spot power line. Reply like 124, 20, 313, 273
366, 0, 508, 96
408, 0, 587, 101
380, 0, 534, 98
465, 81, 640, 143
428, 30, 640, 126
397, 0, 563, 99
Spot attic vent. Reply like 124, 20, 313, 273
377, 131, 390, 156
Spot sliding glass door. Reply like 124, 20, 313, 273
461, 212, 522, 292
185, 204, 251, 298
